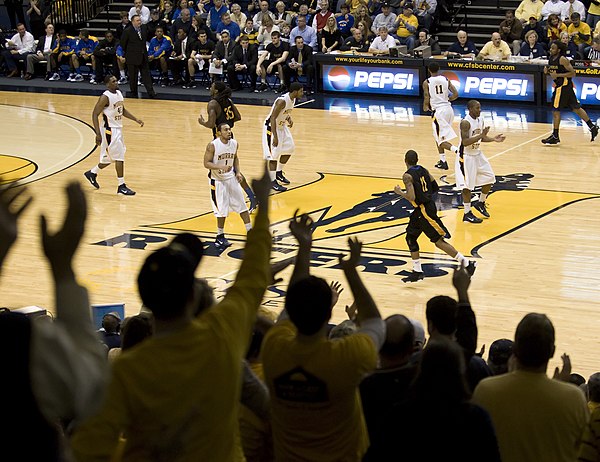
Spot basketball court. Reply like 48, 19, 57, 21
1, 89, 599, 377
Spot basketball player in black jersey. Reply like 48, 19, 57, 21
542, 40, 599, 145
394, 150, 476, 283
198, 81, 258, 212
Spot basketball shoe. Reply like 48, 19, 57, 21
84, 170, 99, 189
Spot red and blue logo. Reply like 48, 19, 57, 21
327, 66, 351, 90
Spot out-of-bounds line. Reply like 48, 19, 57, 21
295, 98, 315, 108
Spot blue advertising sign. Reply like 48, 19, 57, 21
322, 64, 420, 96
545, 74, 600, 106
438, 69, 536, 102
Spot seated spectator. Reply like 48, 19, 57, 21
228, 34, 259, 91
473, 313, 588, 462
375, 338, 501, 461
108, 312, 155, 361
115, 11, 131, 40
522, 16, 546, 44
519, 29, 546, 58
261, 213, 385, 461
357, 19, 376, 41
71, 29, 98, 83
416, 29, 441, 54
93, 30, 121, 84
394, 3, 418, 50
486, 338, 513, 375
185, 29, 215, 88
230, 3, 247, 29
148, 26, 173, 86
589, 0, 600, 31
115, 44, 128, 83
568, 12, 591, 57
1, 23, 35, 78
341, 27, 371, 51
542, 0, 569, 23
369, 25, 397, 54
564, 0, 586, 26
170, 7, 193, 38
210, 28, 235, 83
242, 18, 259, 44
372, 2, 397, 35
444, 29, 478, 58
129, 0, 151, 23
283, 36, 314, 92
586, 35, 600, 61
368, 0, 383, 17
49, 29, 75, 81
0, 182, 107, 461
274, 1, 293, 27
280, 22, 292, 42
173, 0, 196, 20
569, 373, 586, 387
291, 4, 313, 28
321, 15, 342, 52
147, 8, 168, 39
477, 32, 511, 60
161, 0, 175, 26
335, 3, 355, 39
290, 14, 318, 49
409, 318, 426, 358
413, 0, 437, 31
563, 30, 582, 59
500, 10, 523, 55
257, 15, 280, 51
346, 0, 369, 15
352, 4, 372, 33
312, 0, 334, 33
254, 0, 276, 30
71, 170, 273, 462
587, 372, 600, 412
97, 312, 122, 351
515, 0, 543, 24
218, 12, 242, 42
256, 30, 290, 91
547, 13, 567, 41
25, 22, 57, 80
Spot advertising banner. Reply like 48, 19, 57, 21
322, 64, 420, 96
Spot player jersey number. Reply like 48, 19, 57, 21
420, 176, 428, 192
435, 84, 444, 95
224, 106, 234, 120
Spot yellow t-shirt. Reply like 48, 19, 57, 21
568, 22, 592, 45
480, 40, 512, 60
547, 23, 567, 41
71, 213, 272, 462
396, 14, 419, 38
515, 0, 543, 22
262, 320, 378, 462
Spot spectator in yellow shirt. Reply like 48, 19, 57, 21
515, 0, 543, 24
477, 32, 512, 60
568, 12, 592, 56
394, 3, 418, 50
588, 0, 600, 30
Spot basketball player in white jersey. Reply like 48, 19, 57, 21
85, 75, 143, 196
262, 82, 304, 192
204, 122, 251, 250
458, 100, 505, 224
422, 61, 459, 171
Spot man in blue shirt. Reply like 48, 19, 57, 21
444, 30, 478, 58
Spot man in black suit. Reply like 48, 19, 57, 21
120, 14, 156, 98
24, 22, 57, 80
227, 34, 258, 91
283, 36, 314, 94
210, 29, 234, 84
169, 27, 195, 86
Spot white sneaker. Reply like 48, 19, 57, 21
74, 74, 84, 82
90, 77, 97, 84
49, 72, 60, 81
67, 73, 75, 82
117, 76, 128, 85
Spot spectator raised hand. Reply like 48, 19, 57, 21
0, 184, 33, 270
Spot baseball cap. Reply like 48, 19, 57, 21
529, 15, 537, 20
151, 8, 159, 14
488, 338, 514, 365
103, 311, 121, 322
403, 2, 414, 9
381, 1, 391, 7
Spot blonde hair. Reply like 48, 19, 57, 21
524, 30, 537, 42
325, 15, 338, 32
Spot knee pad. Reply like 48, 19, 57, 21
406, 233, 420, 253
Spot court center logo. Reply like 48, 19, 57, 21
327, 66, 351, 90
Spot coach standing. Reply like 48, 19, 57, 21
120, 14, 156, 98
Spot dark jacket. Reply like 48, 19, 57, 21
94, 38, 120, 57
120, 24, 150, 65
173, 36, 197, 58
212, 39, 235, 61
229, 43, 259, 66
286, 43, 314, 67
35, 33, 58, 53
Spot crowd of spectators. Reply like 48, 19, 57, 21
2, 163, 600, 461
0, 0, 446, 91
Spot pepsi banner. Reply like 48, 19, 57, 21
322, 64, 420, 96
438, 69, 536, 102
545, 74, 600, 106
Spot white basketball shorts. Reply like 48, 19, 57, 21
432, 105, 457, 144
209, 176, 248, 218
100, 126, 126, 163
